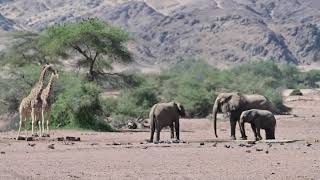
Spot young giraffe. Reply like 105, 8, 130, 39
17, 64, 55, 139
39, 70, 59, 136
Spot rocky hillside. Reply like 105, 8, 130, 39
0, 13, 16, 30
0, 0, 320, 67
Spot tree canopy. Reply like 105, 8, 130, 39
40, 18, 131, 80
1, 31, 51, 66
3, 18, 132, 81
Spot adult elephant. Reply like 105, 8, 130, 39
212, 92, 277, 140
149, 102, 186, 142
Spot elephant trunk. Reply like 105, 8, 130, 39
212, 98, 219, 138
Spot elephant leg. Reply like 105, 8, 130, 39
265, 130, 270, 139
250, 123, 258, 140
230, 118, 237, 140
175, 121, 180, 141
270, 128, 275, 139
256, 125, 262, 140
149, 121, 155, 142
170, 124, 174, 139
239, 121, 247, 140
156, 127, 161, 142
266, 129, 275, 139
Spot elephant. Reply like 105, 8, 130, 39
212, 92, 278, 140
239, 109, 276, 140
149, 102, 186, 142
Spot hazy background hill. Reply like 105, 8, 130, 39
0, 0, 320, 68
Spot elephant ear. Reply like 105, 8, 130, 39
241, 110, 250, 120
174, 102, 186, 117
227, 93, 242, 111
243, 110, 250, 117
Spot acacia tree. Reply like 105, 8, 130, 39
39, 18, 132, 81
2, 18, 132, 81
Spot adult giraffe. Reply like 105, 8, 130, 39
17, 64, 56, 139
39, 70, 59, 136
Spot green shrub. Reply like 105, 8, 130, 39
159, 63, 216, 117
280, 64, 302, 88
0, 65, 41, 114
51, 77, 112, 131
115, 85, 159, 118
101, 97, 118, 117
302, 70, 320, 88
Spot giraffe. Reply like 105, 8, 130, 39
17, 64, 55, 139
38, 70, 59, 136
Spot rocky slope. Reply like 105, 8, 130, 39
0, 0, 319, 67
0, 13, 16, 31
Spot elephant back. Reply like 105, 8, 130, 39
243, 94, 269, 108
151, 102, 181, 126
155, 102, 179, 118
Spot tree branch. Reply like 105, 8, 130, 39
93, 52, 99, 61
71, 45, 92, 61
95, 71, 123, 76
85, 44, 92, 59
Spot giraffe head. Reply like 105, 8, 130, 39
42, 63, 56, 74
53, 69, 59, 80
34, 63, 56, 85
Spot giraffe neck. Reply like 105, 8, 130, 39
29, 66, 49, 99
46, 75, 55, 94
35, 66, 49, 89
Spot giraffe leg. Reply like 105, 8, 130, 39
38, 117, 42, 137
46, 109, 51, 136
24, 117, 28, 140
31, 108, 35, 136
41, 109, 45, 136
34, 112, 38, 136
17, 112, 23, 140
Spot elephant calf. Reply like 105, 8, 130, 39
149, 102, 186, 142
239, 109, 276, 141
